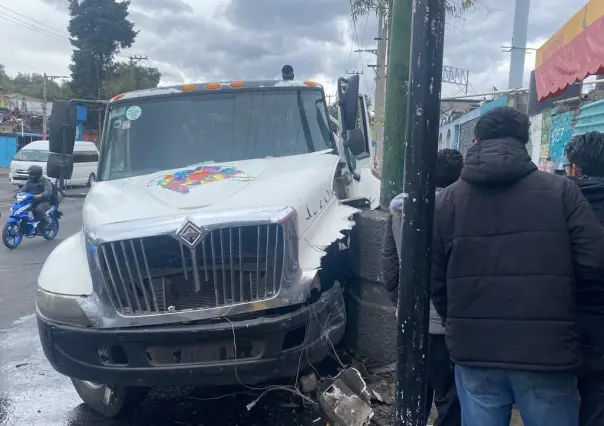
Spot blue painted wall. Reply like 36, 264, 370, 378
0, 135, 18, 167
549, 111, 574, 165
574, 99, 604, 136
438, 96, 508, 151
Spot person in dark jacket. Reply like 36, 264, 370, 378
565, 131, 604, 426
21, 165, 53, 233
382, 148, 464, 426
431, 106, 604, 426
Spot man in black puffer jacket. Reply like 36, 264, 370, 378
431, 106, 604, 426
566, 131, 604, 426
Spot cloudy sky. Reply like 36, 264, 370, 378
0, 0, 589, 101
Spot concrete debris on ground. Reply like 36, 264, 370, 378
319, 368, 373, 426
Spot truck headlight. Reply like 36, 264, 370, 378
36, 288, 92, 327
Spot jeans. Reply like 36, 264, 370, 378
426, 334, 461, 426
579, 346, 604, 426
455, 365, 580, 426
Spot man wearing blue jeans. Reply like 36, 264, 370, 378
430, 107, 604, 426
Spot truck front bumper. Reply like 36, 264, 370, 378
37, 283, 345, 387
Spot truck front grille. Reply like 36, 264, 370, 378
97, 224, 285, 316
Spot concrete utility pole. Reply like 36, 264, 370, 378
373, 3, 388, 168
42, 73, 68, 139
380, 0, 412, 208
129, 54, 148, 90
507, 0, 531, 89
357, 1, 389, 172
393, 0, 446, 423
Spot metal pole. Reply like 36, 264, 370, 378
42, 73, 48, 139
395, 0, 446, 424
507, 0, 531, 89
380, 0, 412, 208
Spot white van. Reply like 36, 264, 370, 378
9, 140, 99, 188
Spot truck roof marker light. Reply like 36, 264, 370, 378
111, 94, 124, 101
230, 81, 245, 88
303, 81, 318, 87
205, 83, 222, 90
180, 84, 197, 92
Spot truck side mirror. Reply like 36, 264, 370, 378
47, 153, 73, 180
47, 100, 77, 180
345, 128, 367, 156
337, 75, 360, 131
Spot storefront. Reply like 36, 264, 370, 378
535, 0, 604, 101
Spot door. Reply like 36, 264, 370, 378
0, 136, 17, 167
72, 150, 99, 185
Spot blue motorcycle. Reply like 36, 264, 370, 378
2, 192, 62, 249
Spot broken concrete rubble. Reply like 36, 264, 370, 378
319, 368, 373, 426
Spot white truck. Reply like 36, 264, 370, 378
36, 68, 380, 417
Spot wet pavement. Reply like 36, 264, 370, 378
0, 193, 330, 426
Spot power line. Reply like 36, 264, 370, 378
348, 0, 372, 94
0, 12, 69, 42
0, 5, 69, 38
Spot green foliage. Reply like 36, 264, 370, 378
103, 62, 161, 97
0, 69, 72, 101
68, 0, 138, 98
350, 0, 475, 20
0, 64, 11, 89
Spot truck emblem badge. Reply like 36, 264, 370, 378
176, 221, 204, 249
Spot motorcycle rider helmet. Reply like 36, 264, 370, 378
28, 165, 43, 183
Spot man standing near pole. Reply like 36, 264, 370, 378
431, 106, 604, 425
391, 0, 446, 425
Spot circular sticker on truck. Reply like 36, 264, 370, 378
125, 106, 142, 121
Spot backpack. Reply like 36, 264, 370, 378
49, 180, 62, 204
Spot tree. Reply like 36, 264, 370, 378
0, 67, 72, 101
350, 0, 475, 20
103, 62, 161, 97
68, 0, 138, 99
0, 65, 11, 89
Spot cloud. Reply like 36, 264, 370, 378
0, 0, 589, 100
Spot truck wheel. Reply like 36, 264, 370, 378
70, 378, 149, 418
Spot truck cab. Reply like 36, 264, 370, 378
36, 68, 379, 417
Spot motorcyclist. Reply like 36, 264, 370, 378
21, 165, 52, 234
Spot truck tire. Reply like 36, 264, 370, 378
70, 378, 149, 418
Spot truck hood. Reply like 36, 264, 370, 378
83, 152, 342, 235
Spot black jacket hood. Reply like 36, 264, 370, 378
461, 137, 537, 187
568, 176, 604, 227
568, 176, 604, 205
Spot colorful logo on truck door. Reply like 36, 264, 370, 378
149, 165, 254, 194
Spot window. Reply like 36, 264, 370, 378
99, 88, 334, 181
13, 149, 49, 162
74, 151, 99, 163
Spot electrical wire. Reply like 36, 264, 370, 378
0, 5, 69, 38
0, 12, 69, 42
222, 299, 344, 411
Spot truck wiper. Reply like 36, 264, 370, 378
297, 90, 315, 153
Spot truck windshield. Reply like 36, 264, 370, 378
99, 88, 333, 180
